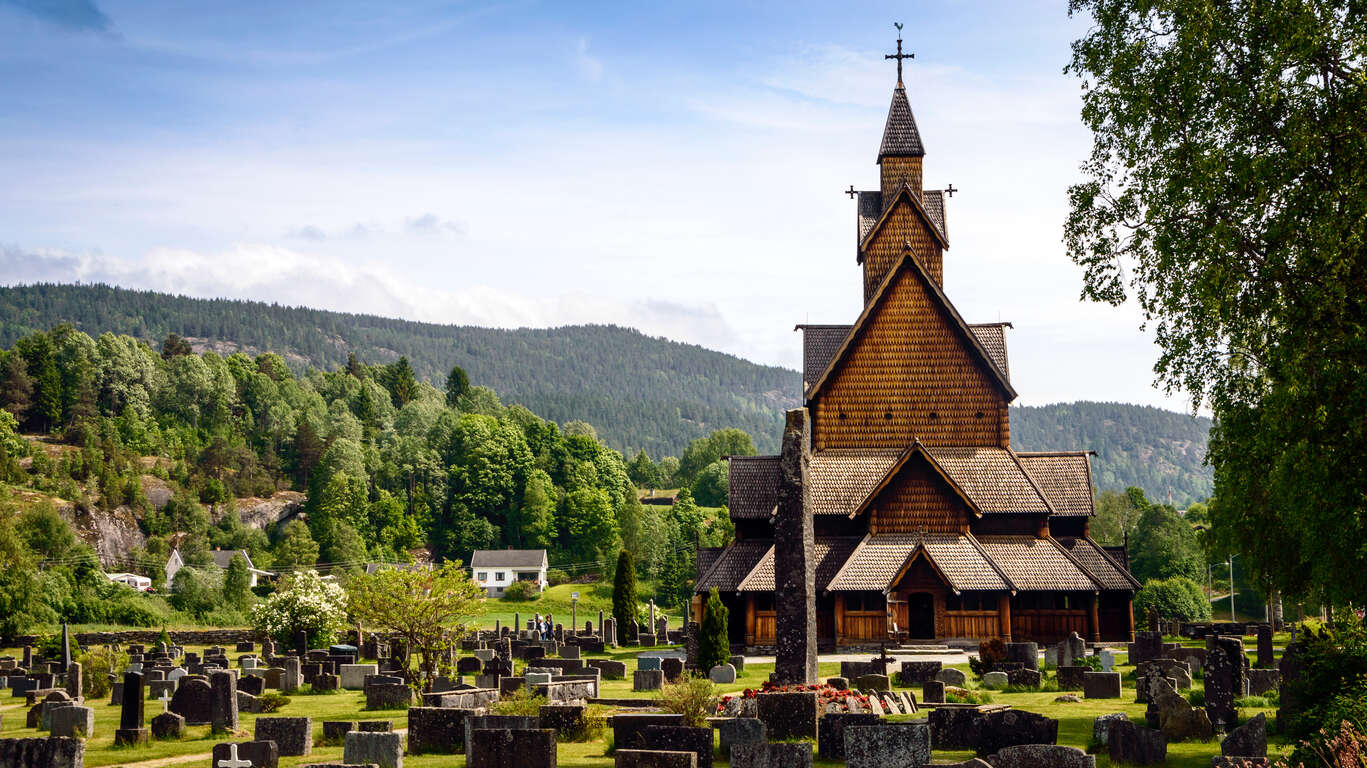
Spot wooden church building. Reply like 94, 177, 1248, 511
694, 43, 1139, 649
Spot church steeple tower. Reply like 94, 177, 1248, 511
878, 26, 926, 204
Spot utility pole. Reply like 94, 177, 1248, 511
1228, 555, 1237, 622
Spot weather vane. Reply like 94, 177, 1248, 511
885, 22, 913, 87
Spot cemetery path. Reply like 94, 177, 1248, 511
103, 752, 206, 768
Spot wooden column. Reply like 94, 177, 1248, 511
745, 595, 756, 645
835, 594, 846, 643
1088, 594, 1101, 643
998, 593, 1012, 642
1126, 594, 1136, 642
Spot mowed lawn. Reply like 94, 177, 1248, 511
0, 639, 1290, 767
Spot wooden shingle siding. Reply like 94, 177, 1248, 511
862, 196, 943, 296
868, 456, 971, 534
812, 264, 1008, 450
881, 156, 924, 208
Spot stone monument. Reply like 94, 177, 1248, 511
772, 407, 817, 685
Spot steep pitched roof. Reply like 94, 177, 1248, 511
737, 537, 861, 592
806, 251, 1016, 402
810, 449, 904, 515
922, 445, 1054, 516
827, 532, 1010, 592
696, 547, 724, 581
694, 539, 771, 593
1055, 537, 1141, 590
797, 325, 852, 395
856, 189, 947, 261
858, 184, 949, 254
879, 86, 925, 159
728, 455, 781, 520
923, 189, 947, 239
1017, 452, 1095, 517
968, 323, 1011, 381
470, 549, 547, 569
974, 536, 1100, 591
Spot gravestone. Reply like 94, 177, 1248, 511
772, 408, 817, 685
818, 712, 878, 760
614, 749, 698, 768
64, 662, 81, 701
168, 676, 213, 725
922, 679, 945, 704
1204, 639, 1243, 731
899, 660, 941, 684
50, 705, 93, 738
1091, 712, 1129, 748
61, 623, 72, 668
1222, 712, 1267, 758
731, 742, 815, 768
936, 667, 967, 686
641, 724, 713, 768
467, 728, 556, 768
757, 690, 818, 740
282, 658, 302, 692
1004, 642, 1039, 672
256, 716, 312, 756
987, 744, 1095, 768
1083, 671, 1121, 699
660, 658, 684, 683
150, 710, 184, 740
1131, 631, 1163, 666
211, 740, 278, 768
713, 717, 765, 756
728, 655, 745, 674
854, 673, 890, 691
210, 670, 238, 733
295, 630, 308, 658
1256, 625, 1274, 669
1059, 632, 1087, 668
1007, 668, 1042, 689
1056, 666, 1087, 690
845, 722, 932, 768
709, 664, 736, 684
611, 713, 686, 751
238, 675, 265, 696
114, 670, 148, 746
344, 731, 403, 768
982, 671, 1008, 690
633, 670, 663, 692
1107, 718, 1166, 765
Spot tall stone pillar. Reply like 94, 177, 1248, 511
772, 408, 817, 685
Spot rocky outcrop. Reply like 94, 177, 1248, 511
214, 492, 305, 530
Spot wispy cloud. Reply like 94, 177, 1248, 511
575, 37, 603, 82
2, 0, 111, 32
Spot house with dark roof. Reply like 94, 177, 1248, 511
694, 56, 1139, 649
165, 548, 275, 588
471, 549, 548, 597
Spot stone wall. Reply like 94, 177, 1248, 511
3, 629, 264, 647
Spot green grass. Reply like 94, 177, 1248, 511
476, 581, 683, 631
0, 640, 1296, 767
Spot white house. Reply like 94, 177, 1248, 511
470, 549, 548, 597
165, 548, 275, 588
105, 572, 152, 591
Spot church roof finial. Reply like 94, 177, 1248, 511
885, 22, 913, 89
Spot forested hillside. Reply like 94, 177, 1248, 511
1012, 401, 1212, 507
0, 283, 798, 456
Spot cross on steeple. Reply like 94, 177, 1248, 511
945, 183, 958, 198
845, 185, 857, 199
885, 22, 914, 87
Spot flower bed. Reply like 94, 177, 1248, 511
716, 681, 872, 716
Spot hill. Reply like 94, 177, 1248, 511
0, 284, 1213, 501
1012, 401, 1212, 507
0, 283, 799, 456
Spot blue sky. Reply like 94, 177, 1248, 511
0, 0, 1190, 411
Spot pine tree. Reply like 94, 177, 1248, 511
222, 553, 252, 609
384, 357, 418, 408
445, 365, 470, 408
699, 587, 729, 671
0, 353, 33, 420
612, 549, 638, 644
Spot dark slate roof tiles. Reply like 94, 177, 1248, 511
694, 539, 771, 593
727, 456, 781, 520
1055, 537, 1141, 590
800, 325, 852, 395
879, 86, 925, 158
974, 536, 1099, 591
827, 532, 1009, 592
1017, 452, 1094, 517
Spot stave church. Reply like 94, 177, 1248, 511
693, 37, 1139, 650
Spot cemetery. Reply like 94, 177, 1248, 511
0, 615, 1297, 767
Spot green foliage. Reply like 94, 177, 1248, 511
492, 687, 547, 716
257, 692, 290, 713
654, 676, 718, 728
1065, 0, 1367, 605
251, 570, 348, 650
501, 580, 540, 602
1135, 577, 1211, 623
169, 567, 221, 620
1129, 503, 1204, 584
699, 587, 729, 672
78, 647, 127, 699
689, 460, 728, 507
0, 513, 44, 635
1283, 621, 1367, 742
612, 550, 638, 643
0, 284, 798, 455
17, 503, 76, 560
444, 365, 469, 408
222, 553, 253, 610
546, 568, 570, 587
273, 521, 319, 571
1091, 489, 1143, 547
677, 429, 756, 487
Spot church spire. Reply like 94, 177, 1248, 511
879, 24, 925, 161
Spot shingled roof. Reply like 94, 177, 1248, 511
694, 539, 771, 593
923, 189, 947, 240
879, 86, 925, 159
798, 325, 852, 395
827, 532, 1010, 592
1055, 537, 1141, 590
737, 537, 861, 592
810, 448, 904, 515
974, 536, 1099, 591
922, 445, 1053, 515
728, 456, 781, 520
1017, 452, 1094, 517
856, 189, 946, 262
968, 323, 1011, 381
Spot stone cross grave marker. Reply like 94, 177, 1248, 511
217, 743, 252, 768
158, 689, 172, 713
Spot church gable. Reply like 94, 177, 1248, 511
809, 254, 1013, 451
860, 187, 946, 299
864, 450, 972, 535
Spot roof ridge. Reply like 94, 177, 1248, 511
805, 251, 1017, 402
1007, 448, 1059, 516
1072, 536, 1142, 589
858, 183, 948, 253
825, 533, 873, 592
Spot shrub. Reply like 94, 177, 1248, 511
946, 689, 993, 705
547, 569, 570, 587
250, 570, 348, 649
501, 580, 540, 602
970, 638, 1006, 677
698, 587, 729, 671
1134, 576, 1212, 623
655, 677, 718, 727
612, 550, 638, 644
560, 703, 608, 742
78, 647, 128, 699
492, 687, 546, 716
1283, 621, 1367, 743
258, 692, 290, 713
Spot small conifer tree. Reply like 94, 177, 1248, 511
612, 549, 638, 643
699, 587, 729, 671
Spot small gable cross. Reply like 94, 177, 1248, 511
945, 183, 958, 198
845, 185, 857, 199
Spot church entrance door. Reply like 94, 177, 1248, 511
908, 592, 935, 639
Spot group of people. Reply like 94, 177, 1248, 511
533, 614, 553, 640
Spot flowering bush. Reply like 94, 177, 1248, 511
715, 681, 870, 715
251, 570, 348, 649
